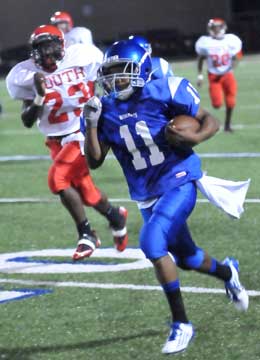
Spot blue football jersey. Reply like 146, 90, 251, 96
151, 57, 174, 79
98, 76, 202, 201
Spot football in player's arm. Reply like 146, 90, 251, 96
83, 40, 249, 355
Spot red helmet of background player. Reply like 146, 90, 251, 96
50, 11, 74, 33
29, 25, 65, 72
207, 18, 227, 39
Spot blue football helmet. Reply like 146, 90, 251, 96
128, 35, 152, 55
97, 40, 152, 100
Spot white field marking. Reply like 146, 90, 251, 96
1, 129, 39, 135
0, 288, 52, 303
199, 153, 260, 158
2, 123, 260, 137
0, 290, 34, 302
0, 248, 152, 273
0, 278, 259, 297
0, 155, 50, 161
1, 152, 260, 162
238, 104, 260, 110
0, 198, 260, 204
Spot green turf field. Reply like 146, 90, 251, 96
0, 55, 260, 360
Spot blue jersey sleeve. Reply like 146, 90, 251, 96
151, 57, 173, 79
167, 77, 200, 117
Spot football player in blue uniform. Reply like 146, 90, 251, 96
128, 35, 173, 79
83, 40, 249, 355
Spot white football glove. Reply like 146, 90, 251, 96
83, 96, 102, 128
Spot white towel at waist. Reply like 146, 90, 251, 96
196, 173, 251, 219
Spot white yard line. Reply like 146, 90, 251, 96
0, 278, 259, 296
0, 155, 50, 161
2, 123, 260, 136
0, 197, 260, 204
1, 152, 260, 162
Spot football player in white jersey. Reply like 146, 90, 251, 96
6, 25, 128, 260
50, 10, 93, 48
50, 11, 95, 96
195, 18, 242, 132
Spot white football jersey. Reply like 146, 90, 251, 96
6, 43, 103, 136
195, 34, 242, 75
65, 27, 93, 48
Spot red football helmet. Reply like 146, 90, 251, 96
207, 18, 227, 39
30, 25, 65, 72
50, 11, 73, 33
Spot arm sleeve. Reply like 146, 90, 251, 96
83, 45, 104, 81
228, 34, 242, 56
6, 63, 35, 100
195, 36, 208, 56
167, 76, 201, 117
160, 58, 174, 76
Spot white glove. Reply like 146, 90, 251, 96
83, 96, 102, 128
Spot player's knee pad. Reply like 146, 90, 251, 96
182, 248, 204, 269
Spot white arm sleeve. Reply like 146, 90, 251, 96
6, 61, 35, 100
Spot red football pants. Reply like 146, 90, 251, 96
208, 71, 237, 109
46, 139, 101, 206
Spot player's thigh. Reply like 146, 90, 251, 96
140, 182, 197, 259
48, 141, 83, 192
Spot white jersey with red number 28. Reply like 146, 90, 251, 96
195, 34, 242, 75
6, 43, 103, 136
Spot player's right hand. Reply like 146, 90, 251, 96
34, 72, 46, 97
83, 96, 102, 128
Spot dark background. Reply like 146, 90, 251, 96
1, 0, 260, 74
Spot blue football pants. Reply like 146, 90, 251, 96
139, 182, 204, 269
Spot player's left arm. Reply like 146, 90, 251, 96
232, 50, 243, 69
168, 107, 220, 147
167, 77, 220, 146
229, 34, 243, 70
193, 106, 220, 144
